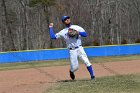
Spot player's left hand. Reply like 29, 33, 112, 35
68, 28, 79, 38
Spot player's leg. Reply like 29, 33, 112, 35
78, 47, 95, 79
69, 49, 79, 80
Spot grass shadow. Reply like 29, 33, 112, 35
57, 79, 93, 83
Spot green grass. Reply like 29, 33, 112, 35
45, 74, 140, 93
89, 55, 140, 63
0, 60, 70, 71
0, 55, 140, 71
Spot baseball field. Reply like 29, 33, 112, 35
0, 55, 140, 93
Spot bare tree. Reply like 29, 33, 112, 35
1, 0, 16, 51
0, 0, 140, 52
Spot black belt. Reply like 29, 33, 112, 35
69, 45, 81, 50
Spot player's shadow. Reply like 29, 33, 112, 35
57, 80, 74, 82
57, 79, 91, 83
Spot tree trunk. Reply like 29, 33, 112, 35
1, 0, 15, 51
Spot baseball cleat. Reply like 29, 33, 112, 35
69, 71, 75, 80
91, 76, 96, 81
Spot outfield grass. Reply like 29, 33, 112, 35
89, 55, 140, 63
0, 55, 140, 71
45, 74, 140, 93
0, 60, 69, 71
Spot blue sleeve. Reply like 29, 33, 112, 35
49, 27, 56, 39
79, 32, 87, 37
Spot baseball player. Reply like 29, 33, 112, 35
49, 16, 95, 80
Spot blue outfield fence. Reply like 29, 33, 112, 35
0, 44, 140, 63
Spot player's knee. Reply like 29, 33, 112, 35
85, 61, 92, 67
82, 58, 91, 66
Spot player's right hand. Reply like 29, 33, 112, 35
49, 23, 54, 28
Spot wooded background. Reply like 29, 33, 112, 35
0, 0, 140, 52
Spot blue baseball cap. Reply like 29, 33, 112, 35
61, 16, 70, 22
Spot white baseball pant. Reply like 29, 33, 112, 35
69, 46, 91, 72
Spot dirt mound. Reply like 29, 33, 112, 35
0, 60, 140, 93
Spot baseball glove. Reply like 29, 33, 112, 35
68, 28, 79, 38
